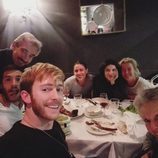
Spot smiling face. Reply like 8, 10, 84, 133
21, 76, 64, 121
73, 64, 88, 84
104, 64, 118, 84
2, 70, 22, 102
121, 62, 137, 82
139, 101, 158, 139
12, 41, 38, 67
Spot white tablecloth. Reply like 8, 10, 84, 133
65, 99, 147, 158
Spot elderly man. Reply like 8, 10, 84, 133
0, 32, 42, 83
0, 65, 23, 136
0, 63, 74, 158
134, 87, 158, 158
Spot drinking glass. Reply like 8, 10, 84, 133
73, 93, 82, 108
99, 93, 108, 99
73, 93, 82, 100
63, 87, 70, 102
100, 102, 109, 117
110, 98, 120, 108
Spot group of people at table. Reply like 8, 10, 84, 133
0, 32, 157, 158
64, 57, 154, 101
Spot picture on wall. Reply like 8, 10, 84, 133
80, 0, 126, 36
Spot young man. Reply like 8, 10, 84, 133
134, 87, 158, 158
0, 32, 42, 83
0, 65, 23, 136
0, 63, 74, 158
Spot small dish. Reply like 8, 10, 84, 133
84, 106, 103, 118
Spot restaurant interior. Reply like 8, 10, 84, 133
0, 0, 158, 157
0, 0, 158, 79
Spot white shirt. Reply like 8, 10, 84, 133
0, 103, 24, 136
127, 77, 155, 99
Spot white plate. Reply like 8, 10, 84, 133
84, 106, 103, 118
92, 97, 109, 104
86, 118, 117, 135
86, 124, 114, 136
63, 104, 84, 119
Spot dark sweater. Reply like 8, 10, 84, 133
93, 75, 128, 100
0, 121, 72, 158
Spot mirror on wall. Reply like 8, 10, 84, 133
80, 0, 126, 36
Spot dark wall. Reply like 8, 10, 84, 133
0, 0, 158, 78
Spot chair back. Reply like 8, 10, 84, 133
151, 74, 158, 85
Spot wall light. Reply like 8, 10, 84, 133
2, 0, 37, 13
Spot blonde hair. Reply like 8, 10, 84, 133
119, 57, 141, 77
10, 32, 42, 55
20, 62, 65, 93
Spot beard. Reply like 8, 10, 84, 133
1, 87, 20, 102
30, 95, 62, 121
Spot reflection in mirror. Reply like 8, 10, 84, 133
80, 0, 126, 36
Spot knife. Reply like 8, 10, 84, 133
86, 99, 98, 106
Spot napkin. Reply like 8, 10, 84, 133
121, 111, 147, 142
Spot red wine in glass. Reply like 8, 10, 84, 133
100, 102, 108, 108
100, 102, 108, 117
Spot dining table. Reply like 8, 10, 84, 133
62, 98, 147, 158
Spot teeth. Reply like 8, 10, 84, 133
10, 89, 19, 94
48, 105, 60, 109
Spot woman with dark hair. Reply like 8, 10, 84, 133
64, 60, 93, 98
93, 59, 127, 100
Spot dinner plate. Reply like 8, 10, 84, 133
86, 118, 117, 135
92, 97, 109, 104
84, 106, 103, 118
86, 124, 114, 136
63, 104, 84, 119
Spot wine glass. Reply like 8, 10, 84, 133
100, 102, 109, 117
110, 98, 120, 114
99, 93, 108, 99
73, 93, 82, 108
63, 87, 70, 101
110, 98, 120, 108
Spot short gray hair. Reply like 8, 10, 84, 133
134, 87, 158, 112
10, 32, 42, 55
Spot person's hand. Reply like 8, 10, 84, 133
0, 94, 9, 107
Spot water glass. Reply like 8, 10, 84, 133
63, 87, 70, 101
73, 93, 82, 108
73, 93, 82, 100
99, 93, 108, 99
110, 98, 120, 108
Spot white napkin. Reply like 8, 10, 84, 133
121, 111, 147, 142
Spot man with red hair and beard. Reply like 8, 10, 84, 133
0, 62, 75, 158
0, 65, 24, 136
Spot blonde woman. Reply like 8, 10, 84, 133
119, 57, 155, 100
